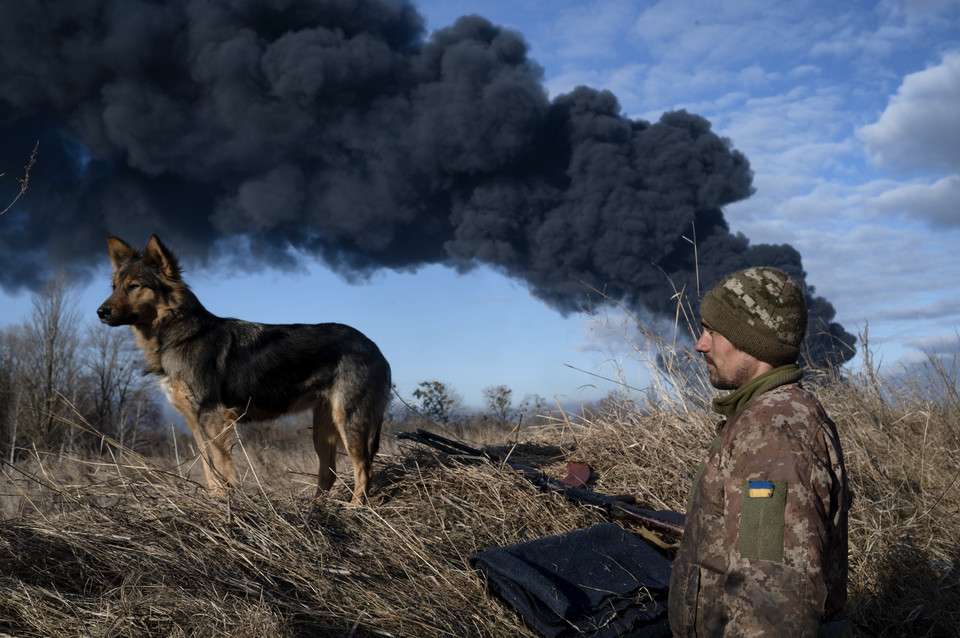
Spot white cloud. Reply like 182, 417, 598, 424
718, 87, 854, 171
869, 174, 960, 228
879, 297, 960, 323
858, 51, 960, 174
725, 171, 960, 346
631, 0, 808, 64
902, 332, 960, 355
549, 0, 639, 60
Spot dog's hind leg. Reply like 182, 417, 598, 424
313, 397, 377, 505
333, 366, 389, 506
335, 404, 379, 506
312, 399, 340, 495
313, 355, 389, 506
342, 424, 373, 506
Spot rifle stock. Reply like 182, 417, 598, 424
396, 428, 684, 541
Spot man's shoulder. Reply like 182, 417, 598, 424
734, 382, 832, 432
757, 381, 818, 406
722, 382, 840, 468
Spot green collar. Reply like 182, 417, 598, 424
711, 364, 803, 419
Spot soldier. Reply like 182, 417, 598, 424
668, 267, 851, 637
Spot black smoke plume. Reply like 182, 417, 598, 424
0, 0, 855, 366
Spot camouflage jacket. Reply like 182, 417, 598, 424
668, 380, 850, 637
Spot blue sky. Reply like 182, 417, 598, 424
2, 0, 959, 409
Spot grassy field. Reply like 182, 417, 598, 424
0, 340, 958, 637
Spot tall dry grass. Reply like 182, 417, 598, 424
0, 320, 958, 636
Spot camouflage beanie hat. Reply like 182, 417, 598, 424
699, 267, 808, 366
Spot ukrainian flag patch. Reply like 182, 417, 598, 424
748, 480, 775, 498
740, 479, 787, 561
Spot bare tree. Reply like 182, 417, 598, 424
0, 327, 24, 461
82, 324, 161, 449
16, 271, 83, 451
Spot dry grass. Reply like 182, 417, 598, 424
0, 328, 958, 636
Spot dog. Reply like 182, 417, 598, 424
96, 235, 392, 505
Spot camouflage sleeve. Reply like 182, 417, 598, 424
718, 402, 836, 637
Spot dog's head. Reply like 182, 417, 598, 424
96, 235, 184, 327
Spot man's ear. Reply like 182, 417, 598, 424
106, 237, 134, 272
144, 235, 182, 280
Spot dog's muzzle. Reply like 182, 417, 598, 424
97, 304, 134, 326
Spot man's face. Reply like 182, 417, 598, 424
695, 322, 768, 390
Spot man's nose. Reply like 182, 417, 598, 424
694, 331, 709, 352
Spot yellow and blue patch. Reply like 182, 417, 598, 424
748, 480, 775, 498
740, 479, 787, 561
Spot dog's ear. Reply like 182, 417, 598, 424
106, 237, 134, 272
144, 235, 182, 280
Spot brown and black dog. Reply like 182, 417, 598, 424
97, 235, 392, 504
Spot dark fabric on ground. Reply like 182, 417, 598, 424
469, 523, 672, 637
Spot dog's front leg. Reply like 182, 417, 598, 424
177, 408, 237, 496
162, 379, 237, 495
194, 408, 239, 496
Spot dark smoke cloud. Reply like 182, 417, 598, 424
0, 0, 855, 366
